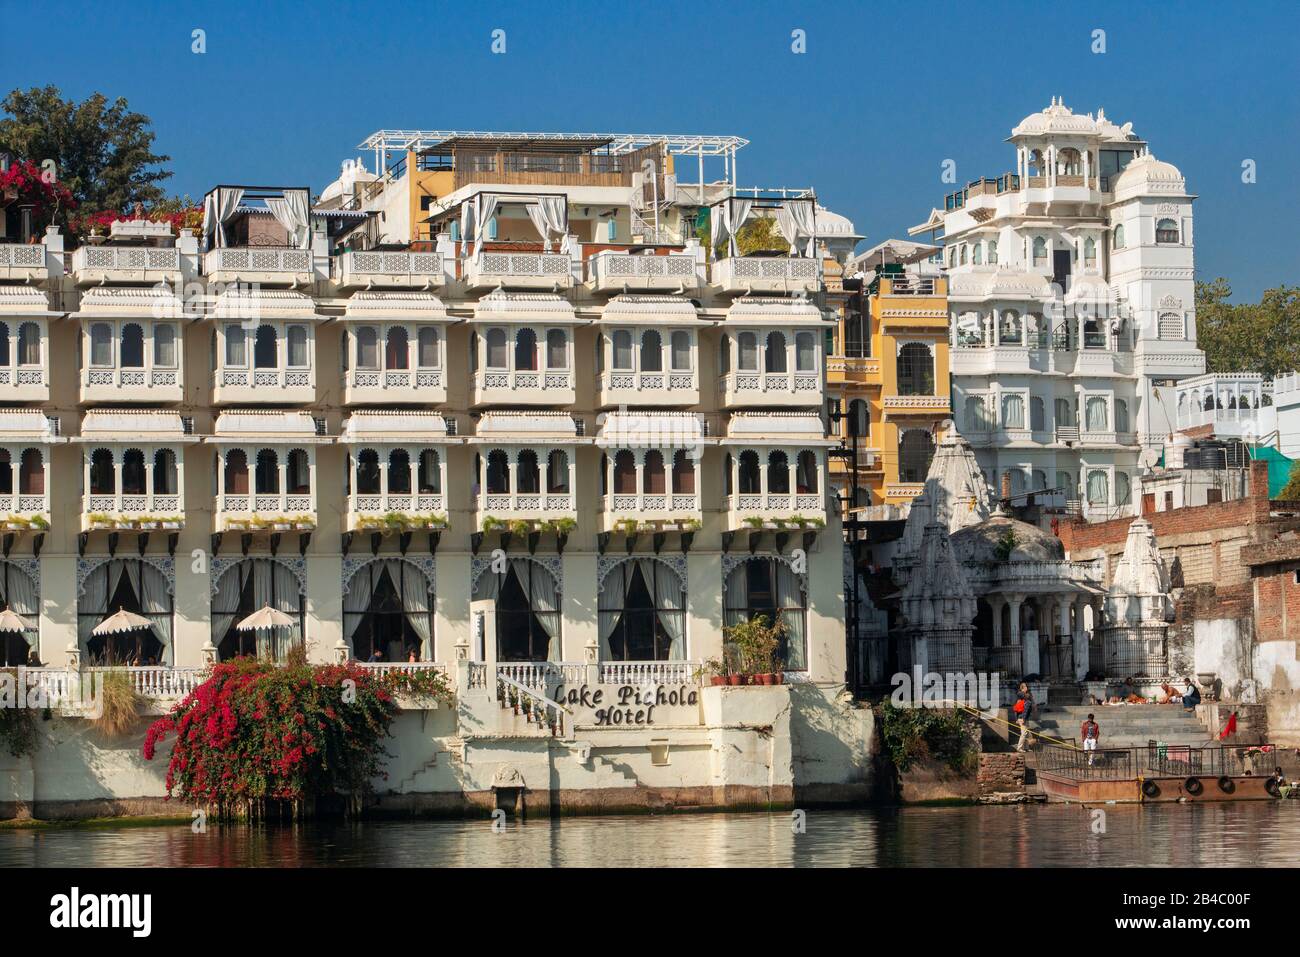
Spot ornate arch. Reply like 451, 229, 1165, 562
342, 554, 435, 597
77, 555, 175, 597
597, 554, 687, 594
470, 554, 563, 596
209, 555, 306, 597
722, 552, 807, 596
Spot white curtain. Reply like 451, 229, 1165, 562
399, 560, 433, 659
2, 563, 38, 648
1086, 397, 1109, 431
712, 199, 753, 258
211, 566, 241, 652
723, 564, 747, 628
250, 562, 273, 659
343, 563, 374, 650
79, 567, 110, 662
473, 566, 502, 603
642, 559, 685, 661
271, 563, 301, 661
140, 563, 172, 664
775, 563, 807, 671
525, 196, 567, 252
515, 558, 560, 662
460, 199, 474, 250
597, 562, 624, 661
265, 189, 310, 249
474, 194, 500, 256
203, 187, 244, 250
775, 199, 816, 257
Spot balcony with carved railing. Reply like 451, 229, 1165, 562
598, 369, 698, 408
602, 491, 701, 531
711, 256, 820, 295
718, 371, 823, 409
0, 243, 50, 282
82, 357, 183, 404
726, 491, 827, 531
476, 490, 577, 525
334, 250, 447, 290
83, 491, 184, 531
586, 250, 701, 293
217, 491, 317, 532
71, 245, 182, 286
881, 394, 951, 419
464, 249, 573, 290
472, 367, 575, 407
826, 355, 882, 388
203, 246, 316, 286
214, 365, 316, 405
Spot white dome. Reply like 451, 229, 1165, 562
814, 205, 861, 239
1112, 151, 1184, 194
1011, 98, 1098, 137
320, 158, 377, 205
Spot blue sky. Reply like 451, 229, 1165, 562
5, 0, 1297, 299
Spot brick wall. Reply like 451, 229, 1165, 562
977, 752, 1025, 796
1254, 566, 1300, 644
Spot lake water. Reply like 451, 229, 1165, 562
3, 801, 1298, 867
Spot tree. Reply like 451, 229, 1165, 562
0, 86, 171, 218
1196, 277, 1300, 379
1279, 460, 1300, 502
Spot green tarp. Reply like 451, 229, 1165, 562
1249, 444, 1294, 499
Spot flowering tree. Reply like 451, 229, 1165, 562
0, 159, 76, 232
143, 658, 427, 819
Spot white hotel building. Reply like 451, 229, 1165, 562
0, 131, 875, 816
912, 99, 1205, 519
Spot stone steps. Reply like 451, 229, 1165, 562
1034, 704, 1211, 748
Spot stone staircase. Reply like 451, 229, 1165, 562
1033, 704, 1213, 749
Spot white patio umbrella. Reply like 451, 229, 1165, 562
92, 607, 154, 636
234, 605, 295, 632
0, 607, 32, 634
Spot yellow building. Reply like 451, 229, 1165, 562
829, 241, 949, 521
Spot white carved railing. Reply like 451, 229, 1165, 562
0, 244, 45, 269
84, 494, 183, 522
601, 371, 698, 393
0, 492, 49, 517
217, 367, 314, 390
603, 493, 700, 516
587, 251, 699, 287
477, 492, 574, 514
72, 245, 180, 275
599, 661, 701, 686
730, 493, 824, 513
466, 251, 572, 285
204, 247, 313, 275
476, 369, 572, 392
721, 372, 821, 395
882, 395, 950, 410
495, 672, 571, 737
356, 661, 449, 677
335, 250, 445, 285
712, 256, 820, 289
352, 493, 444, 515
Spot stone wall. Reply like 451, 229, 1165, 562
977, 752, 1026, 799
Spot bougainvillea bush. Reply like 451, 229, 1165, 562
0, 159, 76, 228
143, 658, 411, 818
67, 204, 202, 241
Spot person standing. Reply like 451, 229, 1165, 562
1014, 682, 1034, 752
1081, 713, 1100, 766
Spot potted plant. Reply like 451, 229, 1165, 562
271, 516, 292, 532
615, 518, 639, 536
506, 519, 531, 537
425, 513, 449, 529
160, 515, 182, 530
382, 511, 408, 532
88, 512, 113, 530
725, 614, 783, 686
696, 658, 727, 687
292, 514, 316, 530
137, 515, 160, 530
481, 516, 506, 533
28, 514, 50, 531
744, 516, 764, 530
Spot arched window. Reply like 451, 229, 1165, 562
385, 327, 408, 370
1002, 393, 1025, 429
988, 239, 999, 264
121, 323, 145, 369
612, 330, 633, 370
212, 559, 302, 663
287, 450, 311, 496
1031, 396, 1045, 431
767, 450, 790, 494
1159, 313, 1185, 340
122, 448, 146, 495
356, 449, 380, 495
225, 325, 247, 367
1058, 147, 1082, 175
1028, 150, 1045, 176
848, 398, 869, 437
0, 323, 9, 365
82, 559, 172, 665
418, 327, 440, 368
1085, 396, 1109, 431
18, 449, 42, 495
972, 242, 982, 265
599, 560, 685, 662
724, 559, 806, 671
1000, 310, 1022, 344
738, 332, 758, 371
153, 324, 176, 367
899, 430, 935, 483
90, 322, 113, 367
764, 331, 787, 373
1113, 224, 1125, 250
17, 322, 39, 365
343, 559, 434, 663
1116, 471, 1132, 506
418, 449, 441, 493
1057, 471, 1073, 496
485, 328, 507, 368
1086, 470, 1110, 506
671, 450, 695, 494
796, 450, 818, 494
1033, 469, 1048, 491
287, 325, 309, 367
255, 449, 279, 493
515, 328, 538, 371
474, 558, 560, 662
224, 449, 248, 495
516, 450, 540, 494
1083, 236, 1097, 266
599, 453, 608, 495
89, 448, 114, 494
1055, 397, 1074, 429
965, 396, 989, 432
0, 560, 39, 665
486, 450, 510, 494
723, 453, 733, 497
354, 327, 378, 370
253, 326, 277, 368
388, 449, 411, 493
796, 332, 816, 372
546, 329, 567, 369
1156, 218, 1179, 244
640, 330, 663, 372
613, 450, 637, 494
738, 450, 760, 494
153, 449, 176, 495
546, 450, 569, 494
670, 331, 691, 371
1116, 399, 1130, 434
1032, 236, 1047, 266
898, 343, 934, 395
643, 450, 666, 494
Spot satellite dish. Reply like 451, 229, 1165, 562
1138, 448, 1161, 471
